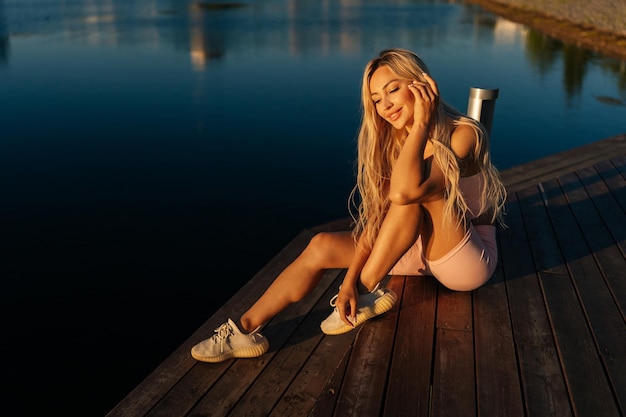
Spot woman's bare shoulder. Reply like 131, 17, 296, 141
450, 123, 477, 160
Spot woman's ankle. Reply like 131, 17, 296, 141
239, 317, 261, 333
357, 279, 378, 293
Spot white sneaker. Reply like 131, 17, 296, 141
191, 318, 269, 363
320, 284, 397, 335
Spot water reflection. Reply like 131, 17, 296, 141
0, 0, 7, 65
526, 30, 591, 98
182, 0, 467, 69
3, 0, 625, 98
464, 3, 626, 99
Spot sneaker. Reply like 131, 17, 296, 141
191, 318, 269, 363
320, 284, 397, 335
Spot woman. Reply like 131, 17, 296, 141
191, 48, 507, 363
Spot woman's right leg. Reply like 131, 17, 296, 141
358, 202, 423, 290
239, 231, 355, 331
317, 202, 424, 335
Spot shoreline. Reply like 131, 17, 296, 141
466, 0, 626, 61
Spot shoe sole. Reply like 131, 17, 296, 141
191, 339, 270, 363
321, 290, 397, 336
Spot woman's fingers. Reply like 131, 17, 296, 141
409, 81, 436, 103
409, 76, 439, 127
337, 298, 352, 327
336, 293, 356, 327
348, 299, 357, 325
422, 72, 440, 96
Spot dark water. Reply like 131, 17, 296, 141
1, 0, 625, 415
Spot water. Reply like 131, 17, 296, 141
1, 1, 625, 415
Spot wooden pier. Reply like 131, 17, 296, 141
107, 133, 626, 417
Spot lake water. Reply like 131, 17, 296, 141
1, 0, 625, 415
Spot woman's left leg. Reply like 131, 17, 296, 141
358, 202, 424, 290
319, 202, 424, 335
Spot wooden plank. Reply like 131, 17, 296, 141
333, 276, 404, 417
156, 354, 270, 417
473, 264, 524, 417
107, 141, 626, 417
577, 164, 626, 256
499, 191, 572, 416
228, 270, 351, 417
612, 154, 626, 183
431, 287, 475, 417
560, 168, 626, 414
384, 276, 438, 417
584, 159, 626, 255
436, 286, 472, 331
590, 158, 626, 318
141, 360, 233, 417
599, 156, 626, 212
268, 330, 356, 417
431, 328, 475, 417
519, 179, 620, 417
500, 134, 626, 193
141, 269, 344, 417
268, 269, 356, 417
308, 340, 353, 417
185, 267, 344, 417
105, 229, 317, 417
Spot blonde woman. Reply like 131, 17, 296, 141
191, 49, 507, 363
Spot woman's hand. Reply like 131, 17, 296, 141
389, 73, 441, 204
408, 73, 439, 130
336, 283, 359, 328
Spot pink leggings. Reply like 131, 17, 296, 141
389, 224, 497, 291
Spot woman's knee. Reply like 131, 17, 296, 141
304, 231, 352, 268
385, 202, 423, 230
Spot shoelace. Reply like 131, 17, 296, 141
329, 284, 381, 308
212, 322, 234, 353
329, 293, 339, 308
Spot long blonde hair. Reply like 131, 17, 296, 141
350, 48, 506, 248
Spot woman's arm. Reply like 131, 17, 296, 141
335, 234, 371, 327
389, 74, 443, 205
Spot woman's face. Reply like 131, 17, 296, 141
369, 65, 414, 131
